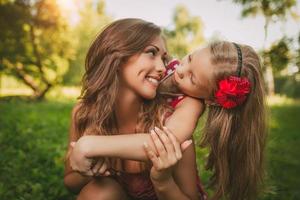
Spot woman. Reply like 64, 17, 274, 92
65, 18, 205, 200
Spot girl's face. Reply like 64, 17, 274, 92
119, 36, 167, 99
174, 47, 214, 99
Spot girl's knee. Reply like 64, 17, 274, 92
77, 177, 128, 200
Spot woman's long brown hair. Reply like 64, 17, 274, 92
73, 18, 168, 168
201, 41, 267, 200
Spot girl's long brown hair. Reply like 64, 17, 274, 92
73, 19, 168, 168
201, 41, 267, 200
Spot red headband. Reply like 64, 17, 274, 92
214, 43, 251, 109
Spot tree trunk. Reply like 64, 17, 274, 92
265, 64, 275, 96
29, 24, 53, 100
263, 18, 275, 95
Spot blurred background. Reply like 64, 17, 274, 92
0, 0, 299, 199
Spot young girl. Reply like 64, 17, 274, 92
65, 18, 206, 200
145, 41, 267, 200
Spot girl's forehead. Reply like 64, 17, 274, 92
193, 47, 209, 57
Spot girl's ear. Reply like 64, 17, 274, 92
205, 99, 219, 107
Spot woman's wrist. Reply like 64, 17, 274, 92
151, 175, 175, 192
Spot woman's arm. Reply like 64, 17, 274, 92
172, 143, 207, 200
64, 104, 92, 193
144, 127, 199, 200
151, 145, 204, 200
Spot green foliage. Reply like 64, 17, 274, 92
232, 0, 298, 21
275, 75, 300, 98
0, 0, 75, 98
163, 5, 205, 59
0, 98, 75, 199
264, 37, 292, 74
63, 0, 112, 85
261, 102, 300, 199
229, 0, 299, 95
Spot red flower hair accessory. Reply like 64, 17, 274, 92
215, 76, 251, 109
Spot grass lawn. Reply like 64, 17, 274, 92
0, 94, 299, 199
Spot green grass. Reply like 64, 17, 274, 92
0, 95, 299, 199
0, 98, 75, 200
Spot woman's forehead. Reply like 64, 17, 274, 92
148, 36, 167, 52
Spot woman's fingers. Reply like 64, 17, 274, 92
154, 127, 175, 155
70, 142, 76, 147
180, 139, 193, 151
91, 158, 104, 175
150, 129, 167, 156
143, 142, 161, 169
97, 160, 108, 175
163, 127, 182, 160
81, 159, 94, 176
83, 170, 94, 176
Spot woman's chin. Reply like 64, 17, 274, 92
141, 90, 157, 100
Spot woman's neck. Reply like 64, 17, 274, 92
115, 88, 142, 133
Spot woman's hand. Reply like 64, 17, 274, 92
69, 139, 94, 176
90, 157, 111, 176
143, 127, 192, 183
68, 137, 109, 177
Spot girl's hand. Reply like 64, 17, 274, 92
143, 127, 192, 183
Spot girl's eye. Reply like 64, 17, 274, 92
190, 73, 195, 85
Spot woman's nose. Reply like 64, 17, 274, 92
155, 59, 166, 74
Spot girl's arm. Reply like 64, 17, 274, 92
64, 104, 163, 192
72, 97, 204, 161
165, 97, 204, 142
67, 98, 204, 184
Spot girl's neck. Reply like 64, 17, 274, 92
115, 87, 142, 132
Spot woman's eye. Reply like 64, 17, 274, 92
146, 49, 156, 56
188, 54, 192, 62
162, 58, 168, 67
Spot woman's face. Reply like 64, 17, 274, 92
174, 47, 214, 99
119, 35, 168, 99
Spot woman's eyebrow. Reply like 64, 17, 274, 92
190, 53, 194, 61
149, 44, 167, 56
148, 45, 160, 51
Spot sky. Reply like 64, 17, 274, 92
58, 0, 300, 50
103, 0, 300, 50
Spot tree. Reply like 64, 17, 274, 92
164, 5, 205, 59
63, 0, 112, 85
229, 0, 298, 95
265, 37, 291, 75
0, 0, 75, 99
